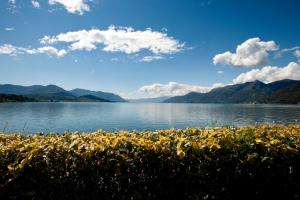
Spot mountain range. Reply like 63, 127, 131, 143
164, 79, 300, 104
0, 84, 126, 102
128, 96, 170, 103
1, 79, 300, 104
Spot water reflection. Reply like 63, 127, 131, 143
0, 102, 299, 133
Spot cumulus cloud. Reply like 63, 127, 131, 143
39, 26, 184, 55
217, 70, 224, 74
136, 82, 224, 98
0, 44, 66, 57
31, 0, 40, 8
5, 27, 14, 31
48, 0, 90, 15
294, 50, 300, 62
232, 62, 300, 84
35, 46, 67, 57
213, 37, 278, 67
141, 55, 165, 62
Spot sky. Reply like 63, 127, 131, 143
1, 0, 300, 99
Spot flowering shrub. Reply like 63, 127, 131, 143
0, 125, 300, 199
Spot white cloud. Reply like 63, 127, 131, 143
233, 62, 300, 84
31, 0, 40, 8
135, 82, 224, 98
274, 46, 300, 59
39, 26, 184, 55
48, 0, 90, 15
36, 46, 67, 57
0, 44, 66, 57
8, 0, 17, 13
5, 27, 15, 31
294, 50, 300, 62
141, 55, 165, 62
213, 37, 278, 67
217, 70, 224, 74
0, 44, 18, 55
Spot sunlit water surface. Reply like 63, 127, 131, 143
0, 102, 299, 133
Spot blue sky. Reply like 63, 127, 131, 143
1, 0, 300, 98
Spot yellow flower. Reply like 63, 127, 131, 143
177, 149, 185, 158
255, 139, 263, 144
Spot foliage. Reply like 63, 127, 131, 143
0, 94, 35, 103
0, 125, 300, 199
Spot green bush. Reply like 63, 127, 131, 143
0, 125, 300, 200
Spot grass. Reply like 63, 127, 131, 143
0, 125, 300, 199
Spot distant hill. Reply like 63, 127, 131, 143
70, 88, 126, 102
28, 85, 66, 94
76, 95, 111, 102
0, 94, 35, 102
164, 79, 300, 104
128, 96, 170, 103
0, 84, 125, 102
25, 92, 79, 102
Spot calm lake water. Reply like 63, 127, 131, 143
0, 102, 299, 133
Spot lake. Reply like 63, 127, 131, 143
0, 102, 299, 133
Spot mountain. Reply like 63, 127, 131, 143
0, 84, 125, 102
128, 96, 170, 103
76, 95, 111, 102
69, 88, 126, 102
28, 85, 66, 94
164, 79, 300, 104
0, 84, 67, 95
0, 84, 72, 101
0, 84, 44, 95
26, 92, 78, 102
